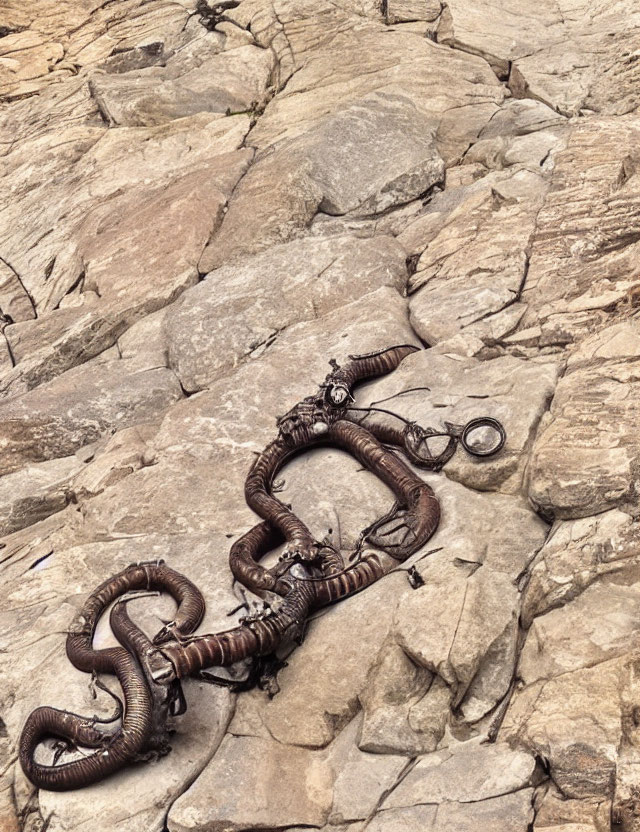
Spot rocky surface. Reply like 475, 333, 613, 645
0, 1, 639, 831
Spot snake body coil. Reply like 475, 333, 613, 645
19, 344, 505, 789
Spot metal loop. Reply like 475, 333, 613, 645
460, 417, 506, 458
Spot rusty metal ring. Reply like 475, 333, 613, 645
460, 417, 506, 457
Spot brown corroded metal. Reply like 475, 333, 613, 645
19, 344, 505, 790
19, 562, 203, 790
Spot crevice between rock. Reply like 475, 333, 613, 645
0, 255, 37, 319
520, 357, 568, 524
160, 698, 238, 832
361, 756, 419, 829
507, 63, 566, 118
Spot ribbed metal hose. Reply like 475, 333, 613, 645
159, 579, 317, 680
231, 344, 434, 595
19, 344, 448, 791
19, 563, 205, 790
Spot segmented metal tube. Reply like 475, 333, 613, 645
330, 344, 419, 389
19, 563, 205, 790
158, 579, 317, 680
67, 562, 205, 672
19, 344, 445, 791
20, 643, 151, 791
232, 344, 435, 595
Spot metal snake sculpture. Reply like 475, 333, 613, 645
19, 344, 506, 790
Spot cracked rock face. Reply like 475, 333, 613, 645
1, 1, 640, 831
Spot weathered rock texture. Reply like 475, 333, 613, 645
1, 1, 639, 831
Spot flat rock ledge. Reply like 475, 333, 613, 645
1, 2, 640, 832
